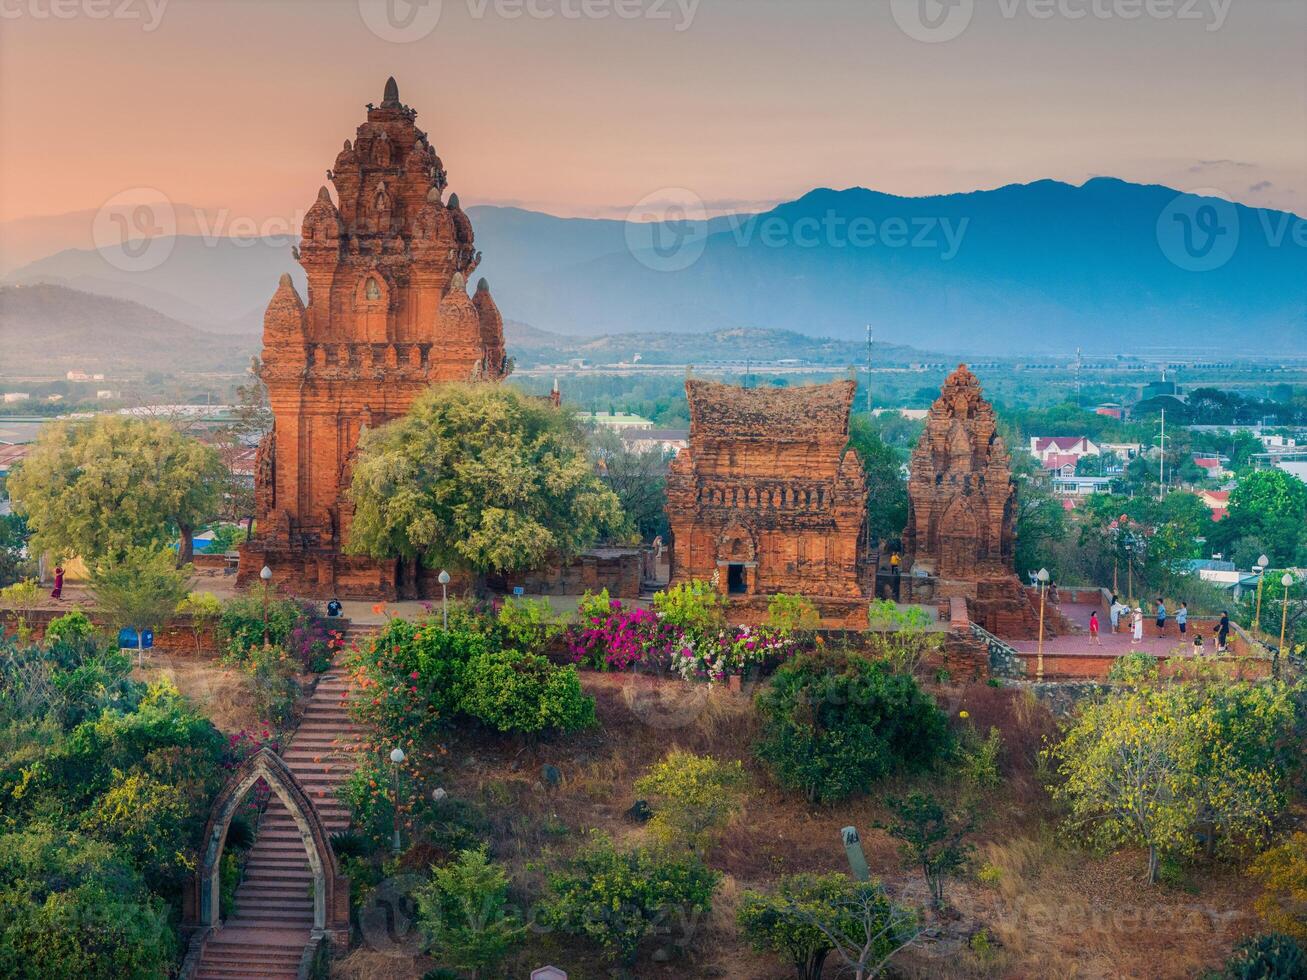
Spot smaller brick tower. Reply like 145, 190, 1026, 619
665, 378, 867, 599
904, 364, 1043, 636
238, 78, 509, 598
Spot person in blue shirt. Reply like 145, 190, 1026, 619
1176, 601, 1188, 636
1155, 597, 1168, 635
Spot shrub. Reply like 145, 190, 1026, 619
414, 847, 525, 979
880, 792, 973, 909
457, 650, 595, 735
738, 872, 911, 980
82, 769, 193, 890
0, 825, 175, 980
737, 872, 917, 980
634, 750, 748, 853
241, 645, 301, 728
567, 598, 683, 672
497, 597, 562, 656
175, 592, 222, 655
541, 836, 719, 965
954, 724, 1003, 793
766, 594, 821, 638
866, 600, 941, 676
673, 624, 798, 683
1250, 832, 1307, 942
44, 610, 94, 647
1211, 934, 1306, 980
653, 579, 725, 642
218, 594, 307, 661
1107, 651, 1161, 684
340, 757, 488, 854
755, 652, 950, 804
349, 619, 492, 743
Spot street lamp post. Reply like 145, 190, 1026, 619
260, 565, 273, 645
438, 570, 451, 629
1036, 568, 1050, 683
390, 746, 406, 853
1253, 555, 1270, 637
1277, 573, 1294, 680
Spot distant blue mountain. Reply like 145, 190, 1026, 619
8, 178, 1304, 354
472, 178, 1306, 354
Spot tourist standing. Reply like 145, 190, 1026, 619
1176, 601, 1188, 636
1155, 597, 1168, 635
1089, 610, 1102, 645
1132, 605, 1144, 644
50, 565, 64, 601
1192, 634, 1205, 656
1109, 595, 1122, 633
1215, 611, 1230, 653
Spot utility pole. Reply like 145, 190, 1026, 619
865, 324, 873, 414
1075, 347, 1082, 404
1158, 408, 1166, 501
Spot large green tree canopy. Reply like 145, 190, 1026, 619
8, 416, 225, 565
347, 384, 628, 575
1212, 469, 1307, 566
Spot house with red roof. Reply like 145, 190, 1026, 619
1029, 436, 1100, 465
1199, 489, 1230, 521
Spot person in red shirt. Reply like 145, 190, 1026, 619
1089, 610, 1101, 645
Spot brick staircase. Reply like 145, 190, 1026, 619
193, 623, 377, 980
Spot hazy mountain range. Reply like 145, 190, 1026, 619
4, 178, 1304, 357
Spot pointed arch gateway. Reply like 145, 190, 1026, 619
186, 748, 349, 940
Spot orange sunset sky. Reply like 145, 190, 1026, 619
0, 0, 1303, 230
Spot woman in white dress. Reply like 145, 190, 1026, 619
1131, 606, 1144, 644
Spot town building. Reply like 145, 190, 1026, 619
665, 378, 867, 598
238, 78, 509, 598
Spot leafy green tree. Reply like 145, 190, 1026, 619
89, 549, 190, 656
8, 415, 225, 565
880, 792, 973, 909
848, 415, 909, 546
541, 836, 719, 965
738, 873, 916, 980
347, 384, 628, 578
652, 578, 726, 643
755, 652, 949, 804
634, 750, 748, 853
415, 847, 525, 980
1212, 470, 1307, 566
589, 425, 670, 540
1009, 448, 1066, 578
176, 591, 222, 655
0, 512, 30, 587
1046, 683, 1297, 882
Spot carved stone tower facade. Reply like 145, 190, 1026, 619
904, 365, 1043, 637
665, 379, 867, 599
238, 78, 509, 598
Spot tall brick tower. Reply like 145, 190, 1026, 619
238, 78, 509, 599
